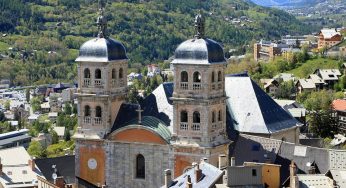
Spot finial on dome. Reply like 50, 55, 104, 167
194, 10, 205, 39
97, 0, 107, 38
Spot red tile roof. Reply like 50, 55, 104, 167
332, 99, 346, 111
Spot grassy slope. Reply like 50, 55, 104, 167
288, 57, 341, 78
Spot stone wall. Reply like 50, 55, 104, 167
105, 141, 173, 188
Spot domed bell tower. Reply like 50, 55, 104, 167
74, 1, 128, 139
171, 12, 229, 176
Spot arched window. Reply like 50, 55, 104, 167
211, 72, 215, 82
84, 105, 90, 116
136, 154, 145, 179
119, 68, 123, 79
95, 106, 102, 118
212, 111, 216, 123
193, 72, 201, 82
218, 71, 222, 82
218, 110, 222, 121
193, 111, 200, 123
112, 69, 116, 79
95, 69, 101, 79
181, 71, 188, 82
180, 111, 188, 122
84, 68, 90, 78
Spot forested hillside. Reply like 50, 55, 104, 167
0, 0, 315, 86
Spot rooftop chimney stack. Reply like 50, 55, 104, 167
186, 175, 192, 188
28, 157, 35, 171
218, 154, 227, 170
55, 176, 64, 188
164, 169, 172, 188
195, 163, 202, 183
290, 161, 299, 188
0, 157, 3, 176
230, 157, 235, 167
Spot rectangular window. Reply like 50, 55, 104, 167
252, 169, 257, 176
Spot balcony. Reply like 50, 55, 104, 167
83, 79, 91, 87
94, 79, 102, 87
180, 122, 188, 130
193, 83, 202, 90
212, 123, 217, 129
111, 79, 116, 87
94, 117, 102, 125
211, 83, 216, 90
83, 116, 91, 124
192, 123, 200, 131
218, 83, 222, 89
180, 82, 188, 90
119, 79, 125, 86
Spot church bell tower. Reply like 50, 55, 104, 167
73, 0, 128, 186
170, 12, 229, 176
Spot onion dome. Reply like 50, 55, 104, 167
172, 12, 226, 64
75, 0, 127, 62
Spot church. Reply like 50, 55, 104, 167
73, 3, 300, 188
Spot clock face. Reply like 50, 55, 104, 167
87, 158, 97, 170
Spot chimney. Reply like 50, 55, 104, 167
218, 154, 227, 170
195, 163, 202, 183
290, 161, 299, 188
230, 157, 235, 167
55, 176, 64, 188
28, 157, 35, 171
308, 165, 316, 174
0, 157, 2, 176
186, 175, 192, 188
164, 169, 172, 188
201, 158, 208, 163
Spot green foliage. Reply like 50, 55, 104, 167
4, 100, 10, 110
51, 130, 59, 144
0, 0, 314, 86
274, 80, 295, 99
288, 57, 341, 78
299, 90, 341, 138
46, 140, 74, 158
0, 122, 14, 133
63, 102, 72, 115
30, 96, 42, 112
27, 141, 45, 158
29, 120, 50, 136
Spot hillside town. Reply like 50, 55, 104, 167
0, 0, 346, 188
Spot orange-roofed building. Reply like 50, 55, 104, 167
332, 99, 346, 132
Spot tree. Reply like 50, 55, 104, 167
4, 100, 10, 111
63, 103, 72, 115
27, 141, 45, 158
274, 80, 295, 99
25, 88, 30, 103
51, 130, 59, 144
30, 97, 42, 112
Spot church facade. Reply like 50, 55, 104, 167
73, 3, 300, 188
73, 5, 230, 187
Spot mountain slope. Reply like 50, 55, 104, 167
0, 0, 315, 68
249, 0, 324, 7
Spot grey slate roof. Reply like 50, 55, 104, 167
35, 155, 75, 184
172, 38, 226, 64
225, 74, 299, 134
230, 134, 330, 184
296, 79, 316, 89
111, 74, 298, 139
76, 37, 128, 62
164, 162, 223, 188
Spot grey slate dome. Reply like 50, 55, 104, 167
75, 38, 128, 62
75, 1, 128, 63
172, 12, 226, 64
173, 38, 226, 64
